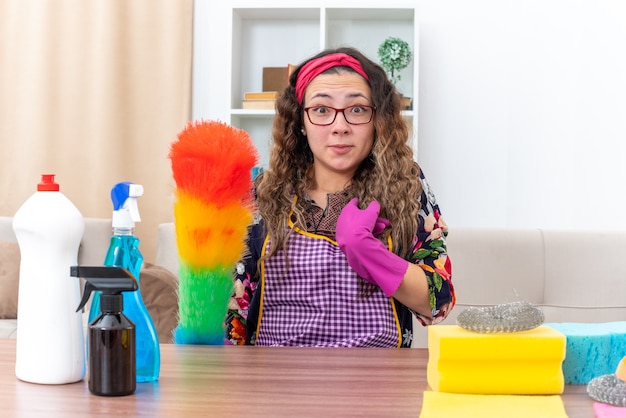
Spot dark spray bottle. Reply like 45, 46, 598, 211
71, 266, 138, 396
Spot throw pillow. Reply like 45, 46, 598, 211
140, 263, 179, 343
0, 241, 20, 319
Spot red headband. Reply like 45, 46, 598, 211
295, 53, 369, 104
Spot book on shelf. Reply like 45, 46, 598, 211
242, 65, 297, 109
244, 91, 278, 101
261, 64, 298, 92
288, 64, 296, 77
242, 99, 276, 110
263, 67, 288, 92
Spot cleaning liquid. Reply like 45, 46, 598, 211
88, 182, 160, 382
13, 174, 85, 384
72, 265, 138, 396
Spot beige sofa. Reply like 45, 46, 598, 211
424, 227, 626, 348
4, 219, 625, 348
0, 216, 112, 338
0, 217, 178, 343
156, 224, 626, 348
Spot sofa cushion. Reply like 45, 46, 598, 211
445, 227, 545, 305
543, 230, 626, 308
0, 319, 18, 338
413, 227, 546, 348
0, 240, 20, 319
140, 263, 179, 343
0, 217, 17, 242
156, 222, 179, 277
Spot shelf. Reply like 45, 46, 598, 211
230, 109, 275, 117
196, 3, 419, 166
233, 7, 319, 20
326, 8, 414, 21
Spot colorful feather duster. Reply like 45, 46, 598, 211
169, 120, 258, 344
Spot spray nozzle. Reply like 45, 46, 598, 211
71, 266, 138, 313
111, 182, 143, 228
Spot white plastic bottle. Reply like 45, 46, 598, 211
13, 174, 86, 384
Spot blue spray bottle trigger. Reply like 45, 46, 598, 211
111, 182, 132, 211
111, 182, 143, 228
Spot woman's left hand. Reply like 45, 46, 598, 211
336, 198, 408, 297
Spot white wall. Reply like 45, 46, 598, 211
417, 0, 626, 230
194, 0, 626, 231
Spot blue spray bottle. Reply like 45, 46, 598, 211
88, 182, 160, 382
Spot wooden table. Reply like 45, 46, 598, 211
0, 339, 594, 417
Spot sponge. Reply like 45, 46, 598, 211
587, 355, 626, 408
593, 402, 626, 418
427, 325, 566, 394
419, 391, 568, 418
544, 322, 626, 384
616, 357, 626, 381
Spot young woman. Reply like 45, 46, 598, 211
228, 47, 455, 347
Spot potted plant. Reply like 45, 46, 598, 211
377, 36, 413, 108
377, 36, 412, 84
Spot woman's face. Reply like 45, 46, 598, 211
302, 71, 374, 180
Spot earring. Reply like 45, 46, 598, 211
301, 128, 306, 136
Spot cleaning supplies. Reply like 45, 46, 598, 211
12, 174, 85, 384
617, 357, 626, 381
544, 322, 626, 384
71, 265, 138, 396
587, 354, 626, 407
427, 325, 566, 395
419, 391, 568, 418
88, 181, 160, 382
456, 301, 545, 333
170, 120, 258, 345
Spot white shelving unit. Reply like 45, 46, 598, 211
193, 1, 419, 167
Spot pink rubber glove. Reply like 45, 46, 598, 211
336, 198, 409, 297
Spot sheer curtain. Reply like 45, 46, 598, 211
0, 0, 193, 262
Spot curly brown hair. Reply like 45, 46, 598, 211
255, 46, 422, 259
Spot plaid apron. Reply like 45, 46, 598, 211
255, 228, 401, 347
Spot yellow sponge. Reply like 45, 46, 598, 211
427, 325, 566, 394
419, 391, 568, 418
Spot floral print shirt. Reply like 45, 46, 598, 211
225, 168, 455, 346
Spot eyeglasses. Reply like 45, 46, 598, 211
304, 105, 375, 126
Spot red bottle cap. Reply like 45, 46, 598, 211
37, 174, 60, 191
